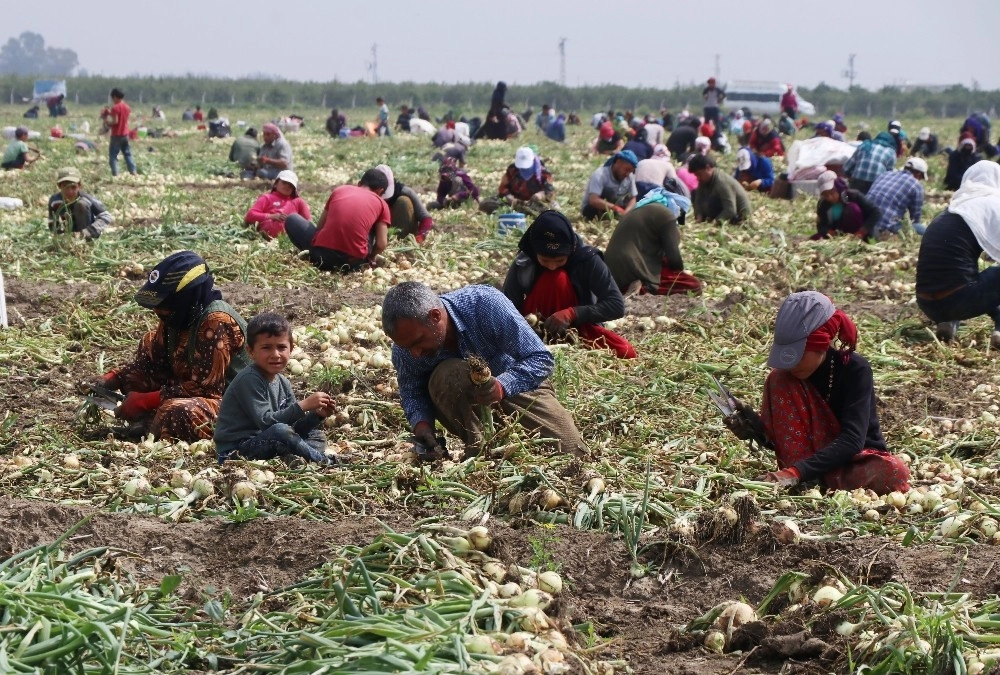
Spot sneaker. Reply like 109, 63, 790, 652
623, 280, 643, 299
935, 321, 959, 342
992, 331, 1000, 350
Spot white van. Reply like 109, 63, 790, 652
722, 81, 816, 117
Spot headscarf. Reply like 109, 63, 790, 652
635, 187, 691, 218
694, 136, 711, 154
652, 144, 669, 158
872, 131, 895, 149
603, 149, 638, 168
805, 309, 858, 363
814, 122, 833, 136
598, 121, 615, 141
262, 122, 282, 139
134, 251, 222, 329
948, 161, 1000, 263
519, 210, 577, 258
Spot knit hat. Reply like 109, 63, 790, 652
767, 291, 836, 369
374, 165, 395, 199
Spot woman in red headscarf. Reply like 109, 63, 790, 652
503, 210, 635, 359
724, 291, 910, 494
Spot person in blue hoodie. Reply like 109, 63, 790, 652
734, 147, 774, 193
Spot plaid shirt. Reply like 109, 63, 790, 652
391, 285, 553, 428
844, 143, 896, 183
867, 171, 924, 234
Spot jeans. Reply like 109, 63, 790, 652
917, 265, 1000, 329
285, 213, 368, 272
256, 165, 281, 180
231, 420, 328, 464
703, 106, 720, 127
109, 135, 136, 176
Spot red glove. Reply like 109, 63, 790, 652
115, 390, 161, 420
417, 217, 434, 236
611, 204, 626, 215
543, 308, 576, 335
757, 467, 800, 487
471, 379, 504, 405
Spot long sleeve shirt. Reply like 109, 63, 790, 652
693, 171, 751, 224
245, 191, 312, 238
866, 171, 924, 234
48, 191, 113, 238
844, 144, 896, 183
392, 285, 554, 429
213, 366, 322, 456
793, 351, 887, 480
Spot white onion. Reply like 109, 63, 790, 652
537, 571, 563, 595
537, 489, 564, 511
169, 469, 192, 489
13, 456, 34, 468
771, 519, 801, 545
232, 481, 257, 501
504, 631, 533, 650
517, 606, 551, 633
940, 514, 970, 539
510, 588, 552, 610
714, 601, 757, 637
498, 582, 522, 598
980, 517, 999, 538
464, 634, 496, 655
482, 561, 507, 583
812, 585, 844, 608
123, 477, 151, 498
191, 477, 215, 498
703, 629, 726, 653
63, 455, 81, 470
466, 526, 491, 551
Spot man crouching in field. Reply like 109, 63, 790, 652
382, 281, 587, 460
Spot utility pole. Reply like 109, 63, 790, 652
842, 54, 857, 89
558, 38, 567, 87
366, 44, 378, 85
714, 54, 720, 80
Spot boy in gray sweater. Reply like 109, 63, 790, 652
214, 312, 348, 466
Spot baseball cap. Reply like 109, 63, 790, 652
904, 157, 928, 177
736, 148, 752, 171
374, 165, 394, 199
816, 170, 837, 192
889, 120, 902, 131
918, 127, 931, 141
274, 169, 298, 190
514, 146, 535, 170
56, 167, 82, 185
134, 251, 208, 310
767, 291, 836, 369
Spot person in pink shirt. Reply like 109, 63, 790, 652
244, 170, 311, 239
284, 169, 391, 272
100, 88, 136, 176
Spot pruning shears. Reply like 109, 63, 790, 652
707, 375, 739, 417
410, 435, 447, 461
83, 384, 124, 411
706, 375, 773, 452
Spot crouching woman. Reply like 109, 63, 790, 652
724, 291, 910, 494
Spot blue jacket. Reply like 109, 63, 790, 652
734, 152, 774, 191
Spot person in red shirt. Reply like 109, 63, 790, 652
284, 169, 391, 272
193, 105, 204, 122
101, 88, 136, 175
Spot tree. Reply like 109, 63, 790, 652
0, 32, 78, 76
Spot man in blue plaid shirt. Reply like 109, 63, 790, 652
383, 281, 586, 459
867, 158, 927, 237
843, 131, 898, 193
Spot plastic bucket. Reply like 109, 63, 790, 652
497, 212, 527, 236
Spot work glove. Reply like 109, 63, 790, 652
610, 204, 626, 216
471, 379, 504, 406
78, 369, 120, 395
756, 467, 800, 488
115, 390, 161, 420
411, 421, 444, 460
417, 217, 434, 236
543, 308, 576, 336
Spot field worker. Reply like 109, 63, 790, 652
535, 104, 554, 133
781, 84, 798, 119
944, 138, 981, 191
723, 292, 910, 494
702, 77, 726, 128
581, 150, 638, 220
475, 81, 510, 140
635, 145, 683, 198
214, 312, 351, 467
887, 120, 909, 157
430, 157, 480, 209
230, 128, 260, 178
866, 158, 927, 237
694, 135, 712, 156
748, 118, 785, 158
325, 108, 347, 137
383, 281, 588, 460
47, 167, 113, 239
910, 127, 939, 157
833, 114, 848, 135
82, 251, 250, 442
643, 115, 665, 146
593, 121, 624, 155
375, 97, 391, 136
545, 114, 567, 142
395, 104, 413, 133
1, 126, 40, 170
623, 126, 654, 161
665, 119, 699, 159
193, 105, 204, 122
689, 154, 751, 224
960, 113, 993, 157
101, 88, 137, 176
604, 193, 701, 297
373, 164, 435, 243
916, 161, 1000, 346
842, 131, 897, 194
734, 147, 774, 193
480, 146, 555, 216
502, 211, 634, 359
778, 112, 796, 137
285, 168, 391, 272
431, 132, 471, 167
255, 123, 293, 180
811, 170, 881, 241
244, 170, 311, 240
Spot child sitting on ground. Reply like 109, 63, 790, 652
214, 312, 350, 466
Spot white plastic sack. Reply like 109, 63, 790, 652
454, 121, 470, 138
787, 138, 856, 181
408, 118, 436, 135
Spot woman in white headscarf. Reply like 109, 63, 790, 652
915, 161, 1000, 346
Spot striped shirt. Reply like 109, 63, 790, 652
391, 285, 554, 428
867, 171, 924, 234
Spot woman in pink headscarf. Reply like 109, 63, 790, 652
254, 122, 294, 180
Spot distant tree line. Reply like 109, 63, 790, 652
0, 73, 997, 120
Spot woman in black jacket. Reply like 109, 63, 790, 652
502, 210, 634, 358
811, 170, 881, 241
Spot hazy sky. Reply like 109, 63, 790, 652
6, 0, 1000, 90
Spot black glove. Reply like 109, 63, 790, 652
723, 400, 770, 448
411, 422, 445, 460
